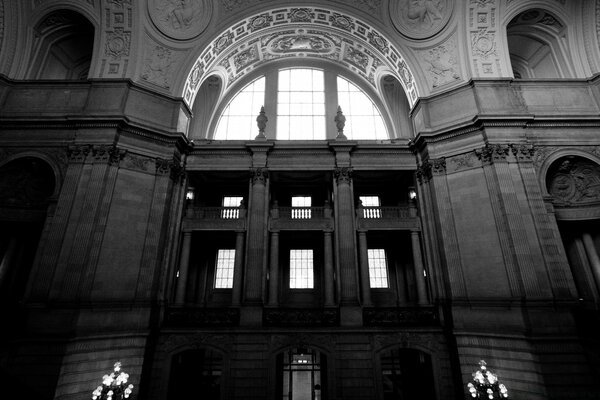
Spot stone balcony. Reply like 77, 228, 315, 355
270, 206, 334, 231
182, 206, 247, 230
356, 205, 420, 230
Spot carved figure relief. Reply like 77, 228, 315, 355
390, 0, 453, 39
547, 157, 600, 204
149, 0, 212, 40
270, 34, 333, 54
416, 35, 460, 89
142, 44, 180, 88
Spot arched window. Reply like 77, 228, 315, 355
337, 75, 386, 140
214, 76, 266, 140
168, 348, 223, 400
380, 348, 436, 400
208, 66, 392, 141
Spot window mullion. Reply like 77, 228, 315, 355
264, 68, 279, 140
324, 70, 338, 140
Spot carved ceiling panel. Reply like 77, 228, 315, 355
182, 7, 418, 108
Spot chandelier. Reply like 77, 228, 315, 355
467, 360, 509, 399
91, 362, 134, 400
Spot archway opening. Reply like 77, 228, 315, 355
277, 347, 327, 400
380, 348, 436, 400
29, 10, 94, 80
168, 348, 223, 400
506, 9, 573, 79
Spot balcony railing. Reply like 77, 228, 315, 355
270, 206, 334, 230
356, 205, 420, 230
183, 206, 246, 230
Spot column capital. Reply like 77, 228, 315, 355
250, 167, 269, 184
334, 166, 353, 184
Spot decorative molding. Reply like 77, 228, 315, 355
510, 144, 535, 162
149, 0, 212, 40
416, 160, 432, 184
105, 28, 130, 60
101, 0, 133, 77
183, 7, 418, 108
363, 307, 439, 327
416, 33, 461, 89
92, 145, 126, 165
547, 157, 600, 205
163, 332, 233, 353
264, 308, 338, 327
270, 333, 336, 352
68, 145, 91, 163
475, 144, 509, 164
447, 151, 478, 173
390, 0, 453, 39
121, 153, 154, 173
373, 331, 443, 353
250, 167, 268, 184
164, 307, 239, 327
141, 43, 183, 89
468, 0, 501, 76
334, 167, 353, 184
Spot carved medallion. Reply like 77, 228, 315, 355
390, 0, 453, 39
149, 0, 212, 40
547, 157, 600, 204
269, 34, 334, 54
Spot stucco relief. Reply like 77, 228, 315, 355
547, 158, 600, 204
105, 27, 130, 60
390, 0, 453, 39
149, 0, 212, 40
141, 44, 183, 88
416, 34, 460, 89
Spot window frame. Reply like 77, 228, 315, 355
205, 59, 396, 141
367, 248, 390, 289
213, 249, 236, 289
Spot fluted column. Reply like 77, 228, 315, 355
231, 230, 245, 306
582, 233, 600, 292
323, 231, 335, 307
175, 231, 192, 305
268, 231, 279, 306
245, 168, 269, 303
411, 231, 429, 305
357, 230, 372, 306
334, 167, 359, 304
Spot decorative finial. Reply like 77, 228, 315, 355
256, 106, 267, 140
334, 105, 347, 140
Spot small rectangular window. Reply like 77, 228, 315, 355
291, 196, 311, 219
360, 196, 381, 218
214, 249, 235, 288
289, 249, 314, 289
222, 196, 243, 219
368, 248, 389, 288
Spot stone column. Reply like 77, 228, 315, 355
231, 230, 245, 306
0, 236, 18, 288
245, 168, 269, 303
411, 231, 429, 305
357, 230, 372, 306
582, 233, 600, 292
323, 231, 335, 307
175, 231, 192, 305
334, 167, 359, 304
268, 231, 279, 307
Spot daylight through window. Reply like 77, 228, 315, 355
289, 249, 314, 289
214, 249, 235, 288
368, 248, 389, 288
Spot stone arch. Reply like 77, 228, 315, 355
180, 6, 421, 111
538, 149, 600, 198
502, 2, 585, 79
25, 7, 97, 79
0, 155, 57, 210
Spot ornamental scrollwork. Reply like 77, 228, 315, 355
334, 167, 353, 184
250, 167, 268, 184
546, 156, 600, 204
68, 145, 91, 163
510, 144, 535, 162
475, 144, 509, 164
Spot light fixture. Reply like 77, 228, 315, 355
467, 360, 509, 399
92, 362, 134, 400
186, 187, 195, 201
408, 187, 417, 200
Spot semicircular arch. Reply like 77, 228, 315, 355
180, 6, 420, 110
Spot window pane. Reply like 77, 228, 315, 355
277, 68, 325, 140
214, 249, 235, 288
290, 249, 314, 289
214, 76, 265, 140
222, 196, 243, 219
368, 248, 389, 288
336, 76, 388, 140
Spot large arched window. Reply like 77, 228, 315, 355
210, 66, 391, 141
214, 76, 266, 140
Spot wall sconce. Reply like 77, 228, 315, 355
408, 187, 417, 201
185, 187, 195, 201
